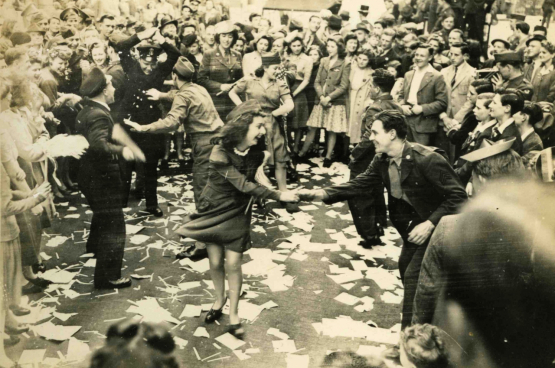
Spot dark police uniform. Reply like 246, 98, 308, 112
113, 34, 181, 210
75, 99, 126, 288
323, 142, 467, 328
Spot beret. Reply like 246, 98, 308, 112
182, 33, 197, 47
491, 38, 510, 49
10, 32, 31, 46
226, 100, 263, 123
261, 52, 281, 67
328, 15, 342, 31
173, 56, 195, 79
526, 35, 547, 46
80, 67, 107, 98
494, 52, 522, 63
214, 21, 234, 35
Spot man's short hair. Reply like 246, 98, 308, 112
99, 15, 115, 23
450, 28, 465, 40
515, 21, 530, 35
248, 13, 261, 22
415, 41, 434, 57
373, 110, 408, 140
450, 42, 470, 56
474, 149, 524, 179
499, 93, 525, 116
309, 15, 321, 23
372, 68, 396, 93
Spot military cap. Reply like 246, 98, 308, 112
328, 15, 342, 31
80, 67, 108, 98
226, 100, 263, 123
494, 52, 522, 63
60, 7, 87, 21
10, 32, 31, 46
214, 21, 234, 35
136, 41, 162, 63
491, 38, 510, 49
526, 35, 547, 46
352, 22, 370, 33
182, 33, 198, 47
461, 138, 516, 162
261, 53, 281, 67
173, 56, 195, 79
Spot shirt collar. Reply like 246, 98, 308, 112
521, 127, 535, 141
415, 63, 434, 74
91, 99, 111, 111
389, 142, 406, 166
474, 119, 497, 134
496, 118, 514, 133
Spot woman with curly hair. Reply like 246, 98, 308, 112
176, 101, 299, 339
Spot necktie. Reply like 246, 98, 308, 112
492, 126, 501, 139
451, 66, 458, 87
388, 161, 403, 199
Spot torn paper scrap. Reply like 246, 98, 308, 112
18, 349, 46, 365
272, 340, 297, 353
180, 305, 202, 318
286, 354, 309, 368
66, 338, 90, 362
193, 327, 210, 338
46, 236, 69, 248
32, 322, 81, 341
267, 328, 290, 340
334, 292, 361, 306
215, 333, 246, 350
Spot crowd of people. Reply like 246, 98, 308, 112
1, 0, 555, 367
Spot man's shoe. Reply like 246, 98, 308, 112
22, 283, 44, 295
284, 202, 301, 214
9, 305, 30, 316
146, 206, 164, 217
182, 246, 208, 261
95, 277, 132, 290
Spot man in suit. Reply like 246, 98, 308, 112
373, 28, 400, 69
303, 15, 326, 55
76, 68, 145, 289
299, 110, 467, 328
514, 102, 544, 165
523, 35, 547, 82
400, 42, 449, 147
488, 92, 524, 155
348, 69, 402, 249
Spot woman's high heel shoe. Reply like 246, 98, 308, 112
26, 277, 52, 289
5, 323, 29, 335
227, 323, 245, 339
205, 298, 227, 323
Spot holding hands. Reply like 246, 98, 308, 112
297, 189, 328, 201
280, 190, 300, 203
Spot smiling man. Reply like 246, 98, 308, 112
299, 110, 467, 328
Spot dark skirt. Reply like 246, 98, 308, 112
289, 80, 309, 130
176, 199, 252, 253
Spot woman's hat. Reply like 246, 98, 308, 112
461, 138, 516, 162
182, 33, 197, 47
215, 21, 234, 35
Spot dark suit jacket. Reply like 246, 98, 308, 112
402, 67, 449, 134
447, 110, 479, 161
522, 131, 543, 156
491, 121, 523, 155
324, 143, 467, 226
75, 99, 124, 175
372, 47, 401, 70
305, 32, 327, 56
524, 66, 555, 103
198, 47, 243, 118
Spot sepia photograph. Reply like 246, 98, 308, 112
0, 0, 554, 366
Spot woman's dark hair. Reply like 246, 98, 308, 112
255, 35, 273, 52
522, 102, 545, 125
285, 36, 304, 55
373, 110, 408, 139
474, 80, 494, 94
356, 50, 373, 68
499, 93, 525, 116
214, 30, 239, 48
327, 38, 346, 59
254, 66, 265, 78
88, 42, 110, 67
427, 35, 445, 53
308, 46, 323, 63
466, 39, 482, 69
211, 111, 264, 151
343, 33, 360, 56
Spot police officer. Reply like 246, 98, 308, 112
299, 110, 467, 328
113, 27, 181, 217
76, 68, 145, 289
128, 57, 224, 260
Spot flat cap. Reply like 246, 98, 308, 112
10, 32, 31, 46
491, 38, 510, 49
80, 67, 108, 98
352, 22, 369, 33
173, 56, 195, 79
526, 35, 547, 46
226, 100, 263, 123
214, 21, 234, 35
261, 52, 281, 67
328, 15, 342, 31
182, 33, 197, 47
339, 10, 350, 21
494, 51, 522, 63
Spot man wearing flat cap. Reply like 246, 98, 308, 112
113, 27, 181, 217
523, 35, 547, 83
493, 52, 533, 93
483, 38, 510, 68
75, 68, 145, 290
127, 56, 224, 260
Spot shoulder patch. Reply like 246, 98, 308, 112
439, 170, 452, 185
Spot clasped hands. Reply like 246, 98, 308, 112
137, 27, 166, 45
278, 188, 329, 203
401, 104, 423, 116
